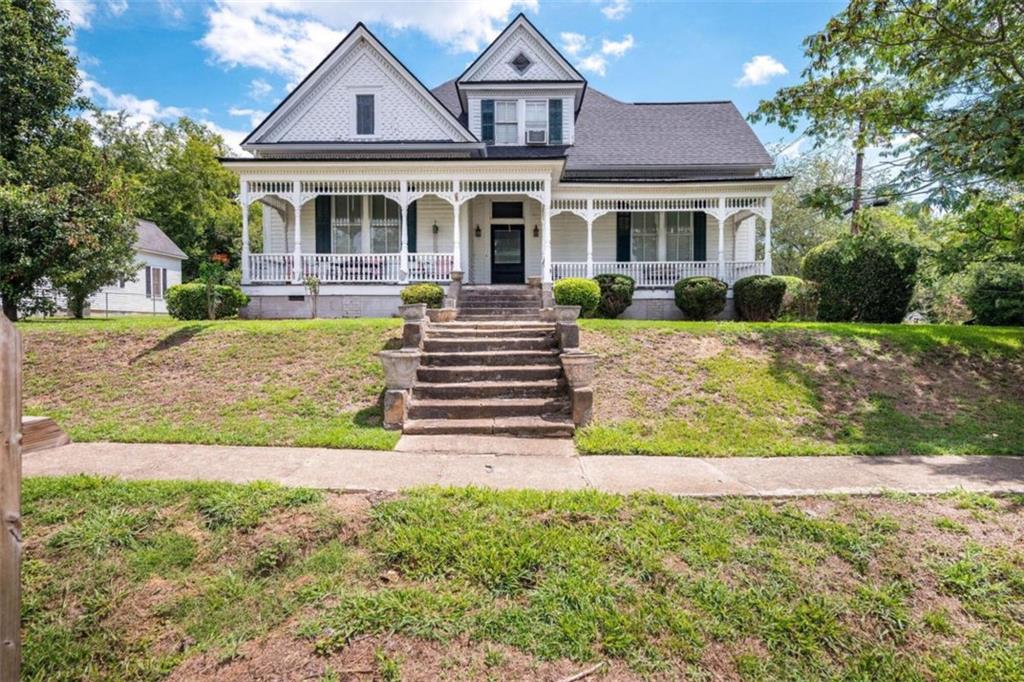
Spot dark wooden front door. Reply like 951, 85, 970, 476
490, 225, 525, 284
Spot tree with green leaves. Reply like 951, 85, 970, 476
0, 0, 137, 321
752, 0, 1024, 225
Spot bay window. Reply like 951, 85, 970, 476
332, 196, 362, 253
631, 213, 658, 261
666, 212, 694, 261
370, 196, 400, 253
494, 100, 518, 145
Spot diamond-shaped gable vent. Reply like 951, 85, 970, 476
511, 52, 532, 74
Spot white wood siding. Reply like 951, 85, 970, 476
466, 92, 575, 144
90, 251, 183, 314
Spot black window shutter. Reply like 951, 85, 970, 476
145, 266, 151, 297
315, 195, 332, 253
407, 200, 417, 253
548, 99, 563, 144
481, 99, 495, 144
162, 269, 168, 296
616, 212, 631, 262
357, 94, 374, 135
693, 212, 707, 261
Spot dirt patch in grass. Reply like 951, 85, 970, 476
578, 325, 1024, 456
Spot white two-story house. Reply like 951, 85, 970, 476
224, 14, 786, 319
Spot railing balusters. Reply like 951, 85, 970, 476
550, 260, 765, 288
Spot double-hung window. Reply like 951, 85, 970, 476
144, 266, 167, 299
630, 213, 658, 261
494, 100, 518, 145
332, 196, 362, 253
666, 212, 694, 261
525, 100, 547, 142
370, 196, 400, 253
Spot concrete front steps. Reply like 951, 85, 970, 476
404, 288, 574, 437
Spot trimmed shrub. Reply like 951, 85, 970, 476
593, 273, 636, 319
400, 282, 445, 308
802, 232, 919, 323
963, 262, 1024, 325
733, 275, 787, 321
776, 275, 820, 321
673, 276, 728, 320
165, 283, 248, 320
553, 277, 601, 316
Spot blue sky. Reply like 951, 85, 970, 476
60, 0, 844, 154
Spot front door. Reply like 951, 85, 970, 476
490, 225, 525, 284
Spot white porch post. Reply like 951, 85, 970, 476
717, 196, 725, 280
292, 180, 302, 284
585, 198, 594, 279
451, 180, 462, 272
541, 180, 552, 284
764, 197, 773, 275
399, 180, 409, 283
240, 179, 250, 284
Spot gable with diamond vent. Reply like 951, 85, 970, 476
243, 24, 476, 149
458, 15, 585, 84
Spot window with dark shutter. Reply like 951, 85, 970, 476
162, 269, 168, 296
548, 99, 563, 144
616, 213, 631, 262
315, 195, 331, 253
407, 200, 417, 253
481, 99, 495, 144
693, 212, 707, 261
145, 266, 152, 297
356, 94, 374, 135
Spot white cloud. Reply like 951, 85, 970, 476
559, 32, 587, 57
80, 72, 186, 125
735, 54, 788, 87
576, 54, 607, 76
229, 106, 268, 128
248, 78, 274, 100
200, 119, 250, 156
106, 0, 127, 16
200, 1, 538, 83
601, 34, 633, 57
55, 0, 97, 28
600, 0, 630, 20
157, 0, 183, 21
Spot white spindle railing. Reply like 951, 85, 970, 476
248, 254, 294, 283
408, 253, 454, 282
550, 261, 766, 288
301, 254, 401, 283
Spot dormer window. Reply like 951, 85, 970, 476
494, 100, 518, 144
510, 52, 532, 74
525, 101, 548, 144
356, 94, 375, 135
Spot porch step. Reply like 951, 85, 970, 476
458, 302, 541, 311
417, 364, 563, 383
408, 397, 569, 420
412, 380, 564, 399
423, 337, 555, 353
428, 326, 553, 338
457, 312, 543, 321
403, 416, 575, 438
420, 350, 560, 367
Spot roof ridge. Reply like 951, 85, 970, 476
631, 100, 733, 106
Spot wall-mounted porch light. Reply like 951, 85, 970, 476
432, 221, 439, 234
475, 225, 482, 237
533, 225, 540, 238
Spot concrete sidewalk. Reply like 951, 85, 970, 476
22, 441, 1024, 496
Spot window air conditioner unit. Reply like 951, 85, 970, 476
526, 128, 547, 145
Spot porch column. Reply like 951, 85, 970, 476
292, 181, 302, 284
451, 181, 462, 272
764, 197, 773, 275
717, 196, 725, 280
399, 181, 409, 283
585, 199, 594, 279
541, 183, 552, 284
240, 180, 250, 284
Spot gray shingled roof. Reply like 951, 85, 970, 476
429, 81, 774, 175
136, 219, 186, 259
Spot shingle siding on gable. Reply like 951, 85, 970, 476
463, 28, 578, 82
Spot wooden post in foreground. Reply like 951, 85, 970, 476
0, 314, 22, 680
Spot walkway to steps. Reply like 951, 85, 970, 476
403, 285, 575, 437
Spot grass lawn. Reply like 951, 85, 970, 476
19, 316, 402, 451
22, 476, 1024, 680
578, 320, 1024, 457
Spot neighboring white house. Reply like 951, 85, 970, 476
89, 219, 187, 315
223, 14, 787, 319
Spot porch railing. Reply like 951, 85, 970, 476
550, 261, 766, 288
247, 253, 454, 284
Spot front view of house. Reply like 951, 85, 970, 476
224, 14, 786, 319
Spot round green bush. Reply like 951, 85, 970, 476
165, 283, 249, 320
593, 273, 636, 318
400, 282, 445, 308
963, 262, 1024, 325
673, 276, 728, 320
776, 275, 820, 321
553, 277, 601, 316
802, 232, 919, 323
733, 275, 788, 321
